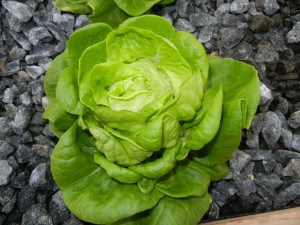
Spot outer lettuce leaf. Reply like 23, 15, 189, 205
51, 122, 164, 224
53, 0, 175, 27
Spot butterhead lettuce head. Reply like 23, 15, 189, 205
43, 15, 260, 225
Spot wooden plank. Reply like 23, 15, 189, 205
199, 207, 300, 225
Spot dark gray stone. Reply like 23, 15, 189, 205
62, 214, 84, 225
207, 202, 219, 219
174, 18, 196, 32
33, 10, 51, 27
10, 171, 30, 189
57, 14, 75, 35
274, 111, 289, 129
12, 106, 32, 135
286, 22, 300, 43
262, 111, 281, 149
255, 173, 283, 190
32, 43, 56, 57
268, 30, 289, 54
229, 150, 252, 173
26, 65, 45, 79
211, 180, 238, 207
276, 97, 289, 115
189, 12, 218, 27
261, 0, 280, 15
31, 145, 52, 158
283, 159, 300, 178
254, 42, 279, 64
0, 140, 14, 160
250, 15, 273, 33
274, 149, 300, 166
274, 182, 300, 209
9, 46, 26, 60
21, 203, 53, 225
29, 163, 51, 190
27, 27, 53, 46
6, 60, 20, 75
0, 160, 13, 186
15, 145, 35, 164
38, 57, 52, 71
221, 13, 244, 27
2, 192, 17, 213
75, 15, 90, 29
292, 134, 300, 152
49, 191, 70, 225
175, 0, 194, 18
220, 27, 245, 49
0, 185, 15, 206
17, 186, 36, 213
280, 128, 293, 150
230, 0, 250, 14
288, 110, 300, 129
2, 1, 33, 22
6, 12, 22, 33
233, 172, 256, 197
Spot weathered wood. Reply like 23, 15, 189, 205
199, 207, 300, 225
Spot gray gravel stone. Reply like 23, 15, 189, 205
283, 159, 300, 178
15, 145, 35, 164
175, 0, 194, 18
29, 163, 51, 190
254, 42, 279, 64
174, 18, 196, 32
255, 173, 283, 190
9, 31, 32, 51
233, 172, 256, 197
18, 185, 36, 213
46, 22, 66, 41
214, 3, 231, 19
0, 185, 15, 207
2, 87, 15, 104
274, 150, 300, 166
10, 171, 30, 189
274, 182, 300, 209
31, 144, 52, 158
62, 214, 84, 225
229, 150, 252, 173
211, 180, 238, 207
75, 15, 89, 29
198, 26, 215, 43
9, 46, 26, 60
276, 96, 289, 115
27, 27, 53, 46
230, 0, 250, 14
292, 134, 300, 152
26, 65, 45, 79
21, 203, 53, 225
2, 192, 17, 213
189, 12, 218, 27
2, 1, 33, 22
286, 22, 300, 43
250, 15, 273, 33
33, 10, 51, 26
280, 128, 293, 150
262, 111, 281, 149
261, 0, 280, 16
20, 92, 32, 106
0, 140, 14, 160
0, 117, 13, 139
12, 106, 32, 135
6, 60, 20, 75
0, 160, 13, 185
288, 110, 300, 129
57, 14, 75, 35
219, 27, 245, 49
6, 12, 22, 33
49, 191, 70, 225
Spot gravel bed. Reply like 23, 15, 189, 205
0, 0, 300, 224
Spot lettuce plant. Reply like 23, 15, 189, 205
43, 15, 260, 225
53, 0, 175, 27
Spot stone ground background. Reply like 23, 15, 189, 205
0, 0, 300, 224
